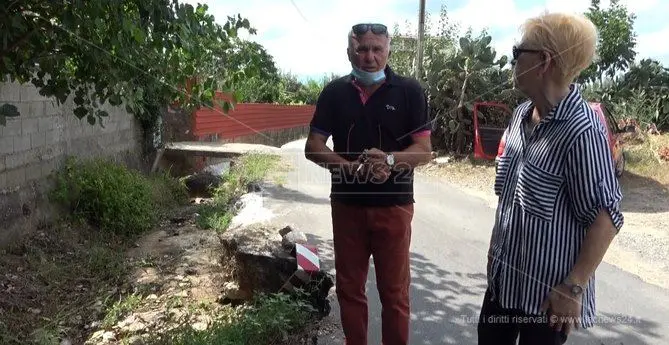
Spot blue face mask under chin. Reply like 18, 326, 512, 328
351, 66, 386, 86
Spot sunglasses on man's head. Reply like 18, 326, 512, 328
352, 23, 388, 36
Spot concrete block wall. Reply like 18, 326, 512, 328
0, 80, 145, 247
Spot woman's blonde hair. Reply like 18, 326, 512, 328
520, 11, 598, 86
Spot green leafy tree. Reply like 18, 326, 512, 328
225, 40, 283, 103
275, 73, 337, 105
581, 58, 669, 130
620, 59, 669, 90
0, 0, 255, 129
580, 0, 637, 85
619, 59, 669, 129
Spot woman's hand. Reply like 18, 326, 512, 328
540, 283, 583, 335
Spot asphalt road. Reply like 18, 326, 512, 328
264, 138, 669, 345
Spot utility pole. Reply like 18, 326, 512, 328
414, 0, 426, 80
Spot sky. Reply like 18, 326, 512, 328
183, 0, 669, 82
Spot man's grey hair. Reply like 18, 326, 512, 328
347, 29, 391, 50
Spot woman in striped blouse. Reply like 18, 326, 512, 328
477, 11, 624, 345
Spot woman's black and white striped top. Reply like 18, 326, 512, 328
488, 84, 624, 328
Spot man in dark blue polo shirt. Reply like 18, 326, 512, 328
304, 23, 433, 345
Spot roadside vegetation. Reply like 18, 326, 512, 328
0, 156, 189, 344
2, 2, 317, 344
49, 157, 190, 236
0, 152, 311, 345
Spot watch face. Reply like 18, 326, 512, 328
387, 154, 394, 165
571, 285, 583, 295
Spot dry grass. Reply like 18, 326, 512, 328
623, 133, 669, 186
608, 133, 669, 289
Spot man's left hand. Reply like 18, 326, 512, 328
540, 283, 583, 335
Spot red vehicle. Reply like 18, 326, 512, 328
472, 101, 513, 160
493, 102, 626, 177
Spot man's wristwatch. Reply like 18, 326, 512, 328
385, 153, 395, 167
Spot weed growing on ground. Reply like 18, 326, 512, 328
150, 169, 190, 212
102, 293, 144, 328
196, 201, 234, 231
151, 292, 315, 345
196, 153, 281, 232
0, 223, 132, 344
0, 153, 311, 344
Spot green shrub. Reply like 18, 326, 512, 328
50, 157, 157, 236
195, 201, 233, 231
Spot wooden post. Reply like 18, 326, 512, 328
415, 0, 426, 80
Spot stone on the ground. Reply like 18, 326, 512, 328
183, 172, 222, 197
282, 227, 308, 250
102, 331, 115, 341
118, 314, 147, 333
192, 321, 208, 331
219, 222, 294, 294
219, 281, 251, 303
278, 225, 293, 237
86, 330, 115, 344
124, 335, 146, 345
218, 222, 334, 317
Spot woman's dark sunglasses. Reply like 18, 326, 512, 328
512, 45, 543, 60
352, 23, 388, 36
